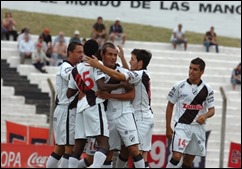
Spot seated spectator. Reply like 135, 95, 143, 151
203, 26, 219, 53
170, 24, 187, 50
18, 34, 35, 64
109, 17, 126, 45
17, 27, 32, 47
81, 38, 87, 45
53, 31, 67, 46
2, 12, 18, 41
34, 34, 48, 54
41, 28, 53, 65
1, 19, 7, 40
52, 37, 67, 66
231, 63, 241, 90
69, 30, 81, 43
91, 16, 108, 46
32, 43, 52, 73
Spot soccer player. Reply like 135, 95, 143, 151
165, 57, 215, 168
93, 47, 153, 168
46, 42, 83, 168
67, 39, 127, 168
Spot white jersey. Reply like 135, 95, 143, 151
56, 60, 75, 105
54, 60, 77, 145
167, 79, 215, 124
68, 61, 106, 113
105, 65, 134, 120
170, 27, 185, 40
123, 70, 153, 119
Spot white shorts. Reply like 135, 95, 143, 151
75, 103, 109, 139
108, 113, 139, 150
135, 117, 154, 151
53, 105, 76, 145
172, 123, 206, 156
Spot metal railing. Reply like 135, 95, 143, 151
219, 86, 227, 168
47, 78, 55, 145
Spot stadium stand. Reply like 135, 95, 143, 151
1, 38, 241, 167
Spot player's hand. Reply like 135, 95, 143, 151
117, 45, 124, 58
95, 91, 110, 100
121, 80, 133, 91
166, 126, 173, 140
196, 115, 206, 124
84, 55, 99, 68
78, 92, 85, 100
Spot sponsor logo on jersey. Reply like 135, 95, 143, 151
129, 135, 135, 142
183, 103, 203, 110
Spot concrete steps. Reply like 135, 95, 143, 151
1, 39, 241, 168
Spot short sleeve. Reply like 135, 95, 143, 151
167, 83, 180, 104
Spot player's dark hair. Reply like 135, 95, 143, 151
131, 49, 140, 57
132, 49, 152, 70
101, 42, 116, 55
67, 42, 83, 57
191, 57, 206, 71
84, 39, 99, 57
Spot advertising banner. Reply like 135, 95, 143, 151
228, 142, 241, 168
6, 121, 49, 145
1, 143, 53, 168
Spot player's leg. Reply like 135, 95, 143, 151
182, 154, 196, 168
85, 103, 109, 168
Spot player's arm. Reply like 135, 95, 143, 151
66, 73, 78, 98
166, 101, 175, 140
96, 88, 135, 101
196, 107, 215, 124
96, 78, 127, 92
85, 56, 128, 81
117, 45, 129, 70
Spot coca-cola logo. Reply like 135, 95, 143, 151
27, 152, 48, 168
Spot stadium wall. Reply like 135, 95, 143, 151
1, 1, 241, 38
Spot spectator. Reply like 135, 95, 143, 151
17, 27, 32, 47
203, 26, 219, 53
69, 30, 81, 43
52, 37, 67, 66
81, 38, 87, 45
18, 34, 35, 64
2, 12, 18, 41
170, 24, 187, 51
32, 43, 52, 73
34, 34, 48, 54
1, 19, 7, 40
91, 16, 108, 46
41, 28, 52, 65
231, 63, 241, 90
108, 18, 126, 45
53, 31, 67, 46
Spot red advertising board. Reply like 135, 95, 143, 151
6, 121, 49, 145
128, 135, 167, 168
6, 121, 28, 144
1, 144, 54, 168
228, 142, 241, 168
147, 135, 167, 168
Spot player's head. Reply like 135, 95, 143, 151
191, 57, 205, 71
101, 42, 118, 68
130, 49, 152, 70
67, 42, 83, 65
84, 39, 99, 57
189, 57, 205, 82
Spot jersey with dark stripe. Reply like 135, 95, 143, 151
167, 79, 215, 124
68, 62, 106, 110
